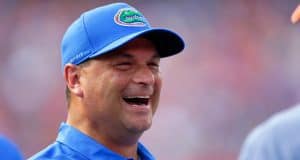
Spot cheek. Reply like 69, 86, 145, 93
82, 74, 123, 118
111, 72, 131, 88
98, 74, 122, 99
98, 72, 131, 103
155, 74, 162, 93
82, 72, 115, 104
152, 75, 162, 111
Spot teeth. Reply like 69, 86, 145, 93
122, 95, 150, 106
123, 96, 150, 99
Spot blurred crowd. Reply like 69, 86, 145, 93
1, 0, 300, 159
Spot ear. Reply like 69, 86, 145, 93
64, 64, 84, 98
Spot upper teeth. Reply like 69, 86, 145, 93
124, 96, 150, 99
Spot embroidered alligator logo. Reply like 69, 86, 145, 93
114, 8, 146, 27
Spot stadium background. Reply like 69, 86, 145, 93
1, 0, 300, 159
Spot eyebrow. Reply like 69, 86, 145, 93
115, 53, 134, 59
114, 52, 160, 60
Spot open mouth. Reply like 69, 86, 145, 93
123, 96, 150, 106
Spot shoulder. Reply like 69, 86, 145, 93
249, 104, 300, 141
239, 105, 300, 160
257, 105, 300, 137
28, 142, 87, 160
0, 135, 23, 160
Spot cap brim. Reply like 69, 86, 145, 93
89, 28, 184, 59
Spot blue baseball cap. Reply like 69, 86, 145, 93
61, 2, 185, 67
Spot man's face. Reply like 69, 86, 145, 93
79, 38, 161, 135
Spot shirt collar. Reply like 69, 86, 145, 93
56, 123, 155, 160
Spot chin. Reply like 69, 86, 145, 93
127, 121, 152, 134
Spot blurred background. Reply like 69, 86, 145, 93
1, 0, 300, 159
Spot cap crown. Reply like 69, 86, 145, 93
62, 3, 150, 66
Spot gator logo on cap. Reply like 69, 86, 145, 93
114, 8, 147, 27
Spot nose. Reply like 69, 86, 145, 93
132, 65, 155, 86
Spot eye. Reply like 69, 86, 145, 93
148, 62, 160, 72
114, 62, 132, 70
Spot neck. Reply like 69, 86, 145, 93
66, 109, 142, 159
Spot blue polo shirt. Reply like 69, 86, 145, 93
29, 123, 155, 160
0, 135, 23, 160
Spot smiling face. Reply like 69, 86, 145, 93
78, 38, 161, 135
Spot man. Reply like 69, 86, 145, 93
239, 6, 300, 160
291, 4, 300, 24
29, 2, 184, 160
239, 105, 300, 160
0, 135, 23, 160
